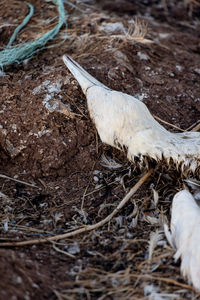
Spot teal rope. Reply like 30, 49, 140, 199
7, 2, 34, 47
0, 0, 67, 68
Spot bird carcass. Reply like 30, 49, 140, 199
63, 56, 200, 173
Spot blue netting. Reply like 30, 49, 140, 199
0, 0, 67, 69
7, 2, 34, 47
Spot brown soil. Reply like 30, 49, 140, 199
0, 0, 200, 299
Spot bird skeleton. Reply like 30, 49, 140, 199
164, 190, 200, 291
63, 56, 200, 173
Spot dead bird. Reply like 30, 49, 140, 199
164, 190, 200, 291
63, 55, 200, 173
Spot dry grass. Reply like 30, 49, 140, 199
58, 267, 199, 299
0, 151, 198, 298
0, 169, 153, 246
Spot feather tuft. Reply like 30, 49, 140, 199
168, 190, 200, 290
148, 229, 163, 261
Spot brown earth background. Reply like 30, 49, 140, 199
0, 0, 200, 299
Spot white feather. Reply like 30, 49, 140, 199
100, 153, 122, 169
169, 190, 200, 290
148, 230, 163, 260
63, 56, 200, 172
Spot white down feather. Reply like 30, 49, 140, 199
166, 190, 200, 290
63, 56, 200, 172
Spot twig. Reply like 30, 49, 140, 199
81, 161, 96, 210
192, 123, 200, 132
52, 242, 76, 259
130, 274, 198, 293
57, 101, 80, 118
185, 120, 200, 131
85, 180, 117, 197
53, 290, 63, 300
0, 190, 10, 199
64, 93, 87, 119
153, 115, 185, 132
0, 174, 38, 188
0, 23, 17, 29
0, 169, 153, 247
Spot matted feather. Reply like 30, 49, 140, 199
166, 190, 200, 290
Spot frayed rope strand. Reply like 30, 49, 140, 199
0, 0, 67, 68
7, 2, 34, 47
63, 0, 84, 12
